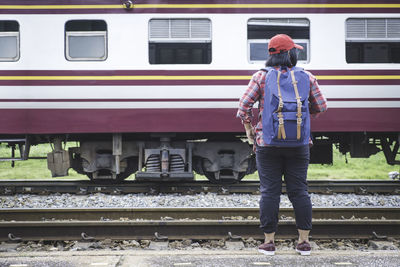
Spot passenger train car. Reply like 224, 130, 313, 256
0, 0, 399, 182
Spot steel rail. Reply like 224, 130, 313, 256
0, 179, 399, 195
0, 207, 399, 221
0, 207, 399, 241
1, 219, 399, 241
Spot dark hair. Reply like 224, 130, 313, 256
265, 48, 298, 68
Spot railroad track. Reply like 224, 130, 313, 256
0, 179, 399, 195
1, 207, 399, 241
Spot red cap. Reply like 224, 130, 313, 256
268, 34, 303, 55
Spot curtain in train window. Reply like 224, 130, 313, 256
149, 19, 212, 64
65, 20, 107, 61
0, 21, 19, 61
346, 18, 400, 63
247, 18, 310, 64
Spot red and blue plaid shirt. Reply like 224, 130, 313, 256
237, 67, 328, 146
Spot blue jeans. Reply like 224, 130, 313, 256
256, 145, 312, 233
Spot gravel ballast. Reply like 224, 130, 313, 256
0, 193, 399, 209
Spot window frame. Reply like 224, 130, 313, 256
0, 21, 20, 62
65, 21, 108, 61
345, 17, 400, 64
247, 18, 310, 64
148, 18, 212, 65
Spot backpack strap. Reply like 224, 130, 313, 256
276, 70, 286, 140
290, 70, 302, 140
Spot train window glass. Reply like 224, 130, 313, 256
247, 18, 310, 64
0, 21, 19, 61
346, 18, 400, 63
149, 19, 211, 64
65, 20, 107, 61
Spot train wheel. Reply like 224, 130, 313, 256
204, 170, 246, 184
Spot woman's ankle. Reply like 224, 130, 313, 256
297, 229, 310, 243
264, 232, 275, 243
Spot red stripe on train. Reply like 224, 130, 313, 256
0, 8, 398, 14
1, 0, 395, 5
0, 108, 398, 134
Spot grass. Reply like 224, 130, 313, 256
0, 143, 397, 180
0, 143, 88, 180
243, 147, 396, 181
307, 148, 395, 180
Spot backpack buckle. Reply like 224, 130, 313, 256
277, 113, 284, 125
297, 118, 302, 124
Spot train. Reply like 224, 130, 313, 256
0, 0, 399, 183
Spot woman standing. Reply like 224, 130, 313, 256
237, 34, 327, 256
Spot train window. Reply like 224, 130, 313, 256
247, 18, 310, 64
0, 21, 19, 61
65, 20, 107, 61
149, 19, 212, 64
346, 18, 400, 63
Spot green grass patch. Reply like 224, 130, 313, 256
0, 143, 87, 180
0, 143, 397, 180
307, 148, 394, 180
243, 147, 395, 181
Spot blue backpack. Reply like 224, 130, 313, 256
261, 66, 311, 147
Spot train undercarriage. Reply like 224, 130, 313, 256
0, 132, 399, 183
57, 134, 256, 183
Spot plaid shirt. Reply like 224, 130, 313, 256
237, 67, 328, 146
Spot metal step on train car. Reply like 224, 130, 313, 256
0, 0, 399, 183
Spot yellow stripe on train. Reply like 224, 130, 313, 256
0, 4, 400, 9
0, 75, 399, 80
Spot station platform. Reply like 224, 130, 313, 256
0, 249, 399, 267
